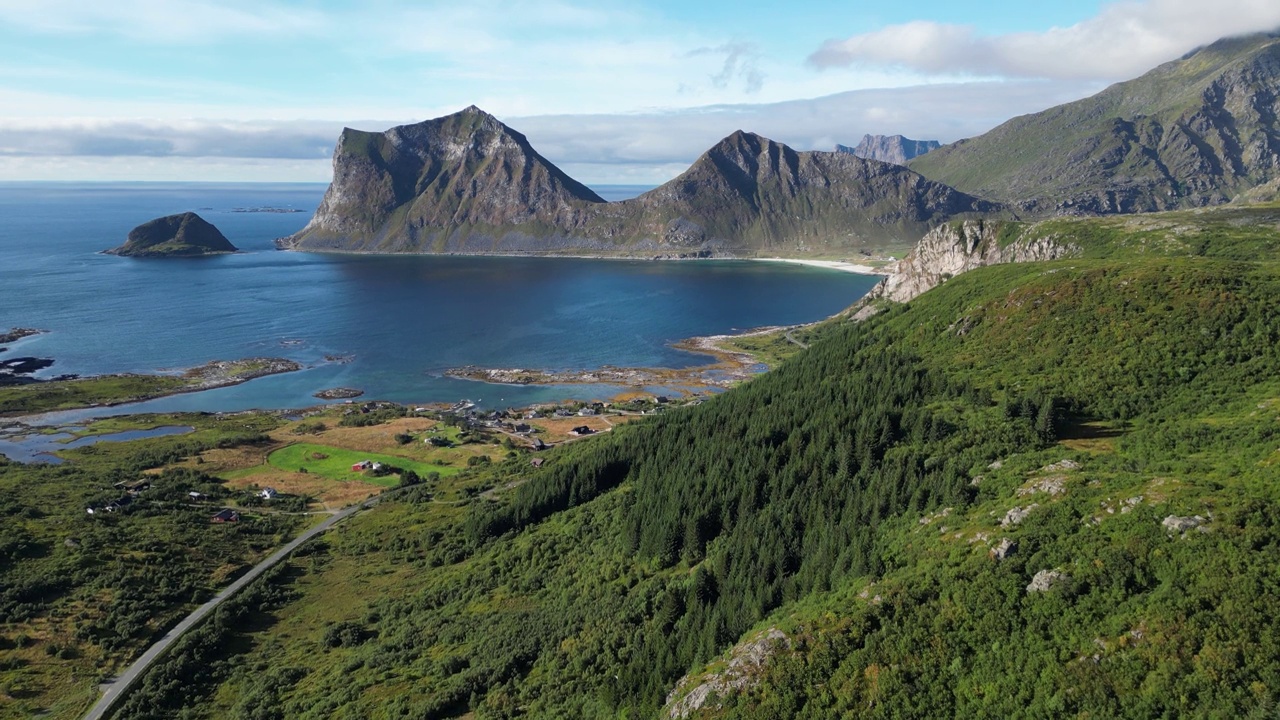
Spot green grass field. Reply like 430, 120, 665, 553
266, 442, 461, 486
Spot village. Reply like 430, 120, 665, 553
68, 391, 704, 529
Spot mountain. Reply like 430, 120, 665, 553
909, 32, 1280, 214
278, 105, 605, 253
836, 134, 941, 164
105, 212, 237, 257
279, 107, 1000, 256
594, 130, 999, 254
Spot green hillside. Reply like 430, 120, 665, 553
104, 207, 1280, 718
909, 33, 1280, 214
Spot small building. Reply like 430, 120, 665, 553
530, 457, 545, 468
115, 479, 151, 494
571, 425, 594, 436
260, 487, 278, 500
514, 423, 532, 434
104, 497, 132, 513
352, 460, 374, 472
371, 462, 385, 472
530, 438, 548, 450
577, 407, 596, 416
211, 508, 239, 523
188, 491, 204, 501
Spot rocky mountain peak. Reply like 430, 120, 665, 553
838, 134, 941, 165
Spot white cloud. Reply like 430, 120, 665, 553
809, 0, 1280, 80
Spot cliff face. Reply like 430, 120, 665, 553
281, 106, 605, 253
837, 134, 941, 165
868, 220, 1080, 304
106, 212, 237, 257
909, 33, 1280, 215
280, 109, 1002, 256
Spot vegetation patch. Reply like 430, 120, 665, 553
266, 443, 458, 486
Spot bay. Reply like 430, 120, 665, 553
0, 182, 881, 414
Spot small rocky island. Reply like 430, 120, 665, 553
105, 212, 238, 257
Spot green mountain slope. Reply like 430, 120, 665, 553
113, 207, 1280, 719
909, 33, 1280, 214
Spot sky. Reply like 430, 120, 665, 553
1, 0, 1278, 184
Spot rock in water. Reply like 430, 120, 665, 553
106, 212, 238, 257
837, 134, 941, 165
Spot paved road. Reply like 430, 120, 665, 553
785, 329, 809, 349
82, 499, 373, 720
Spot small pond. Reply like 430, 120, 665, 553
0, 425, 195, 464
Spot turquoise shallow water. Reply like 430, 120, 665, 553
0, 182, 881, 414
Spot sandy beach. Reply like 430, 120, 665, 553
752, 258, 885, 275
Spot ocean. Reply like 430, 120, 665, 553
0, 182, 881, 415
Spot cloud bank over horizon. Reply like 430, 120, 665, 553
0, 80, 1100, 184
1, 0, 1278, 182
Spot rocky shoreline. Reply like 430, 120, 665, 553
314, 387, 364, 399
0, 327, 46, 345
0, 357, 303, 418
178, 358, 303, 390
444, 326, 789, 392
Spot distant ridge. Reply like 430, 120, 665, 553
909, 32, 1280, 214
837, 134, 941, 165
279, 107, 1000, 257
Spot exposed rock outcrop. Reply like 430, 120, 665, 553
991, 538, 1018, 561
106, 212, 237, 257
279, 106, 1000, 256
864, 220, 1081, 304
1027, 569, 1070, 594
838, 134, 941, 165
1001, 504, 1039, 528
1162, 515, 1208, 534
664, 628, 791, 719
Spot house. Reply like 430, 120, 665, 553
188, 491, 204, 501
260, 487, 278, 500
513, 423, 532, 434
211, 508, 239, 523
352, 460, 374, 471
530, 438, 548, 450
571, 425, 594, 436
554, 409, 573, 417
104, 496, 132, 513
530, 457, 545, 468
577, 407, 596, 416
114, 479, 150, 494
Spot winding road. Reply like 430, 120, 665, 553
82, 498, 375, 720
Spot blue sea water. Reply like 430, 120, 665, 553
0, 182, 880, 415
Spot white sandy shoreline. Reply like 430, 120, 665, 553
751, 257, 885, 275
